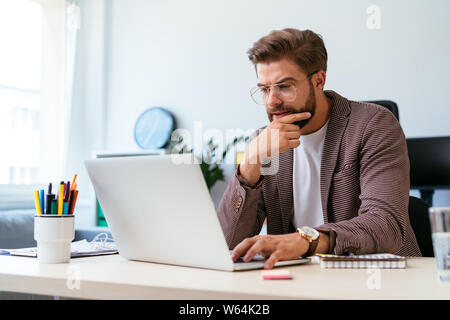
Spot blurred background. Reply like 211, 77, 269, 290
0, 0, 449, 228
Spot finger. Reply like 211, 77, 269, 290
278, 112, 311, 124
282, 131, 301, 140
243, 240, 266, 262
287, 139, 301, 149
278, 123, 301, 132
231, 237, 258, 262
264, 251, 281, 270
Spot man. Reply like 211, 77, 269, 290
217, 28, 421, 269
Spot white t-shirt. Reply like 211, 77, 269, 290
292, 120, 329, 229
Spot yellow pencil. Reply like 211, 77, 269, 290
34, 190, 42, 215
58, 182, 64, 215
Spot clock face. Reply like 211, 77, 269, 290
134, 107, 174, 150
302, 226, 319, 239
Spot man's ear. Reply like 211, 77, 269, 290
313, 70, 326, 90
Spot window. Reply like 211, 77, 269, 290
0, 0, 67, 209
0, 0, 42, 185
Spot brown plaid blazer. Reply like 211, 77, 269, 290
217, 90, 421, 256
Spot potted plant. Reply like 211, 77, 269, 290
166, 133, 249, 190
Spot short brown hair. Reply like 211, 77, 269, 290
247, 28, 327, 75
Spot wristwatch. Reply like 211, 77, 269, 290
297, 226, 320, 257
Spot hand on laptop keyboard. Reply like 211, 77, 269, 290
230, 251, 265, 262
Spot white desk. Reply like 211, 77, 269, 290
0, 255, 449, 299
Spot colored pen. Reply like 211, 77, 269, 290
46, 183, 53, 214
39, 189, 45, 215
46, 194, 54, 214
34, 190, 42, 215
51, 200, 57, 215
71, 174, 78, 189
65, 181, 71, 201
71, 190, 79, 215
68, 190, 75, 215
63, 201, 68, 215
58, 182, 64, 215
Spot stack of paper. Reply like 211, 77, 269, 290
0, 239, 118, 258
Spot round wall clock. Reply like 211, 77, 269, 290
134, 107, 174, 150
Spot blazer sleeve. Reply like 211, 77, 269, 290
217, 166, 266, 249
217, 130, 267, 250
316, 108, 410, 255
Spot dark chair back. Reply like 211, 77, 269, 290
365, 100, 400, 121
408, 196, 434, 257
406, 136, 450, 206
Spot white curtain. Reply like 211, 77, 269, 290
61, 0, 80, 177
33, 0, 80, 184
62, 0, 107, 226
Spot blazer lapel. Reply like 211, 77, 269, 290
320, 90, 351, 223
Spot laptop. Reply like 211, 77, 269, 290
84, 154, 310, 271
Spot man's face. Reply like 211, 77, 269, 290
256, 59, 316, 128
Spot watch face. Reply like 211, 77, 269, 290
301, 226, 319, 239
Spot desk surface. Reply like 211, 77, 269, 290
0, 255, 449, 299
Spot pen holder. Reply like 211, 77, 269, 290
34, 215, 75, 263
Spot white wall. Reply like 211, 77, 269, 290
74, 0, 450, 226
101, 0, 450, 207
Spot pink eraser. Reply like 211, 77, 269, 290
261, 268, 292, 280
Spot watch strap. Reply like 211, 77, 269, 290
305, 238, 319, 257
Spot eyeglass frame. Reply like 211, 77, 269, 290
250, 70, 319, 105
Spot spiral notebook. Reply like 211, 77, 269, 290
316, 253, 407, 269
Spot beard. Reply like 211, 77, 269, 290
267, 80, 316, 129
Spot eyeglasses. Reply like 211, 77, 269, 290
250, 71, 318, 105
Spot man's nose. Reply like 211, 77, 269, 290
266, 89, 282, 107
